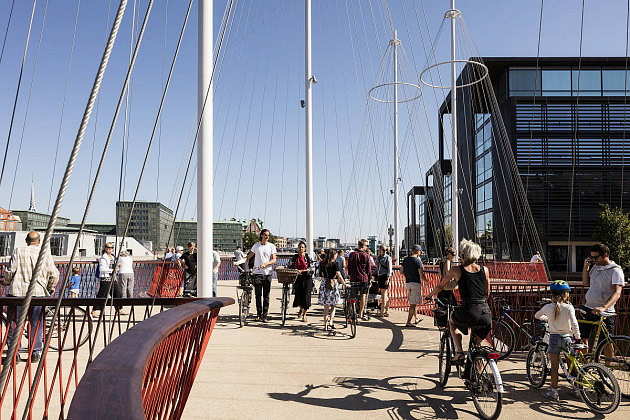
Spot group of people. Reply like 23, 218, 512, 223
423, 240, 624, 403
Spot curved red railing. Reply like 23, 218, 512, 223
67, 297, 233, 420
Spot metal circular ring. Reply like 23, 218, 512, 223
419, 59, 489, 90
368, 82, 422, 104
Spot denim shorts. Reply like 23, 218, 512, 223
548, 334, 572, 354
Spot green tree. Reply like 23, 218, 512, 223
243, 232, 259, 250
595, 205, 630, 270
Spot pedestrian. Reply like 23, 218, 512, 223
234, 246, 246, 261
288, 241, 313, 322
534, 280, 580, 401
68, 267, 81, 298
3, 231, 59, 362
335, 249, 346, 279
246, 229, 277, 322
93, 242, 122, 315
434, 247, 458, 306
376, 245, 393, 317
212, 248, 221, 297
318, 249, 345, 330
402, 244, 425, 327
581, 243, 625, 346
117, 250, 134, 298
347, 239, 372, 321
179, 242, 197, 296
426, 239, 493, 363
175, 246, 184, 260
530, 251, 543, 263
164, 248, 174, 261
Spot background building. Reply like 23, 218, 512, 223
116, 201, 173, 252
174, 221, 197, 246
214, 221, 243, 251
410, 57, 630, 272
67, 223, 116, 235
12, 210, 70, 231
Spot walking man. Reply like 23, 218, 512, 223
4, 231, 59, 362
402, 244, 426, 327
246, 229, 277, 322
347, 239, 372, 320
93, 242, 121, 315
179, 242, 198, 296
581, 243, 625, 346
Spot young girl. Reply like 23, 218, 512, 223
68, 267, 81, 298
534, 280, 580, 401
318, 249, 346, 330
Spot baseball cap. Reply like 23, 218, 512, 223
412, 244, 422, 252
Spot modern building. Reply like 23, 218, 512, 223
11, 210, 70, 231
213, 221, 243, 251
174, 221, 197, 247
67, 223, 116, 235
409, 57, 630, 271
116, 201, 174, 252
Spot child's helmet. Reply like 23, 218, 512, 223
549, 280, 571, 292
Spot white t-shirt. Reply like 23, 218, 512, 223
251, 242, 277, 275
117, 256, 134, 274
530, 254, 543, 263
212, 250, 221, 273
586, 262, 625, 313
535, 302, 580, 339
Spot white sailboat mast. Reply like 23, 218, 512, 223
448, 0, 460, 255
305, 0, 315, 257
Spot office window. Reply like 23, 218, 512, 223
0, 233, 15, 256
542, 69, 571, 96
603, 69, 630, 95
572, 69, 601, 96
509, 68, 541, 96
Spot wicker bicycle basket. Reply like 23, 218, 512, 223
276, 268, 300, 284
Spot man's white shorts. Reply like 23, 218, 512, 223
406, 282, 421, 305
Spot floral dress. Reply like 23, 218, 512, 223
318, 263, 341, 306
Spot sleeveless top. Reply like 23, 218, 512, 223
459, 265, 487, 305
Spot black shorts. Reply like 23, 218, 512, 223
350, 281, 370, 295
578, 311, 616, 339
451, 303, 492, 339
376, 274, 390, 290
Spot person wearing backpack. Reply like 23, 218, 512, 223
376, 245, 392, 317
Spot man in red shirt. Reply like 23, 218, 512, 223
347, 239, 372, 320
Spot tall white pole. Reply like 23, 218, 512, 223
449, 0, 459, 256
305, 0, 314, 257
197, 0, 213, 297
391, 31, 400, 262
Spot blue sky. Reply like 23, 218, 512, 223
0, 0, 628, 243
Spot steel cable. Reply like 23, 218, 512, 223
0, 0, 129, 405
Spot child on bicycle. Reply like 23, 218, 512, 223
534, 280, 580, 401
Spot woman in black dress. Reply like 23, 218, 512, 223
288, 241, 313, 322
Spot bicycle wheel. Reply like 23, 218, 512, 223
594, 335, 630, 399
577, 362, 620, 414
348, 301, 357, 339
48, 307, 92, 352
470, 358, 502, 420
281, 286, 289, 327
490, 320, 515, 361
526, 345, 548, 388
438, 333, 452, 387
239, 290, 250, 327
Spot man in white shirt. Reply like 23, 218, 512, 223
246, 229, 277, 322
212, 249, 221, 297
581, 243, 625, 345
530, 251, 543, 263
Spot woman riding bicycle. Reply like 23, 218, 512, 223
426, 239, 492, 363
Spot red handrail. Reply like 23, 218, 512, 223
67, 297, 234, 420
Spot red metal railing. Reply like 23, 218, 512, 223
67, 298, 233, 420
0, 297, 199, 419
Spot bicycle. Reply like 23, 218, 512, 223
343, 282, 362, 339
235, 267, 253, 327
276, 268, 300, 327
575, 305, 630, 399
526, 332, 621, 414
430, 297, 504, 420
490, 297, 551, 360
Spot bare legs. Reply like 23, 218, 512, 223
323, 305, 336, 328
406, 304, 417, 326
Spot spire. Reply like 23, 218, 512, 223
29, 177, 36, 212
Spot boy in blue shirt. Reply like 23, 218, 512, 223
68, 267, 81, 298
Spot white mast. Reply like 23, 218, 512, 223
391, 30, 400, 262
448, 0, 459, 255
197, 0, 213, 297
305, 0, 314, 257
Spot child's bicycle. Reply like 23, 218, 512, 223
526, 332, 621, 414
